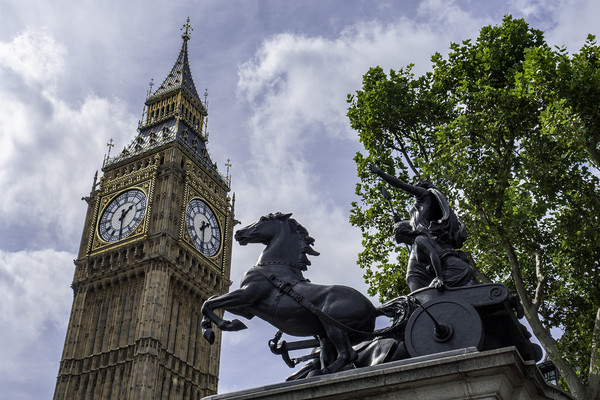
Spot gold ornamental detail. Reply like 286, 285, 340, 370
88, 170, 157, 255
100, 160, 159, 194
179, 183, 226, 272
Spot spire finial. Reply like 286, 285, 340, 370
103, 139, 115, 167
203, 88, 209, 139
182, 17, 193, 41
225, 158, 232, 186
146, 78, 154, 99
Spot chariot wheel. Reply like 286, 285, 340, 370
405, 298, 483, 358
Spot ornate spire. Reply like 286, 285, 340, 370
147, 18, 203, 106
145, 78, 154, 100
104, 18, 227, 189
181, 17, 193, 41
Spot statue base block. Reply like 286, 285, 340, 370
204, 347, 572, 400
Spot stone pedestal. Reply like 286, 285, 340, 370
204, 347, 573, 400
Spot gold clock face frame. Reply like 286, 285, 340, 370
185, 198, 222, 257
97, 188, 148, 243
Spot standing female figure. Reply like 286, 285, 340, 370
370, 165, 466, 249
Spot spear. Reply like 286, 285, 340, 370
380, 187, 412, 252
380, 187, 401, 222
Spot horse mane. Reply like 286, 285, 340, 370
269, 212, 320, 270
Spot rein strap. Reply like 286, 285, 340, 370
257, 269, 397, 338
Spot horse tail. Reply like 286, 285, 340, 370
366, 296, 417, 339
375, 296, 415, 324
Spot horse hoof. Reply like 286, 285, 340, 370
307, 368, 329, 378
306, 370, 321, 378
229, 319, 248, 331
203, 329, 215, 344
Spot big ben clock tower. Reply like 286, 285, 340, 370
54, 19, 234, 399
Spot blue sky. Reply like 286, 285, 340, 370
1, 0, 598, 398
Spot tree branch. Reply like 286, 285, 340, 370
402, 128, 430, 164
532, 250, 546, 312
500, 232, 588, 399
391, 132, 421, 178
588, 306, 600, 399
588, 133, 600, 168
527, 305, 588, 399
500, 234, 532, 307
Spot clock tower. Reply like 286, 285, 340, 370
54, 19, 234, 399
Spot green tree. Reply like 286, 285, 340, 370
347, 16, 600, 399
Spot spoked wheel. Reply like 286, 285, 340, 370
405, 298, 483, 358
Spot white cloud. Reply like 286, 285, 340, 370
0, 30, 66, 91
0, 30, 137, 251
544, 0, 600, 50
508, 0, 547, 16
417, 0, 495, 35
502, 0, 600, 50
0, 249, 72, 346
0, 249, 73, 392
236, 3, 490, 161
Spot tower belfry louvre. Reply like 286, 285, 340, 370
54, 19, 234, 399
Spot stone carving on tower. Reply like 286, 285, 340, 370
54, 18, 234, 399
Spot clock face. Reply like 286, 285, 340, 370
98, 189, 147, 242
186, 198, 221, 257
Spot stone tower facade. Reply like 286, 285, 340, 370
54, 20, 234, 399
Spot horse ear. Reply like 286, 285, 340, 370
306, 247, 320, 256
272, 212, 292, 220
267, 212, 292, 221
301, 241, 320, 257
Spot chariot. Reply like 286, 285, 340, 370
200, 213, 541, 379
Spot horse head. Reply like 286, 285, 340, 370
235, 212, 319, 270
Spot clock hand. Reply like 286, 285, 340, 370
118, 204, 134, 222
199, 221, 209, 242
118, 204, 134, 239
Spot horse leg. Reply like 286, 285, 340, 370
325, 327, 358, 374
201, 289, 254, 344
318, 338, 336, 371
309, 325, 357, 376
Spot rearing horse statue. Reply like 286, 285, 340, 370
201, 212, 399, 376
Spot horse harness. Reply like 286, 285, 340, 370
256, 266, 391, 338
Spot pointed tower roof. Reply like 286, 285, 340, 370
103, 18, 227, 190
147, 17, 203, 107
103, 18, 228, 187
